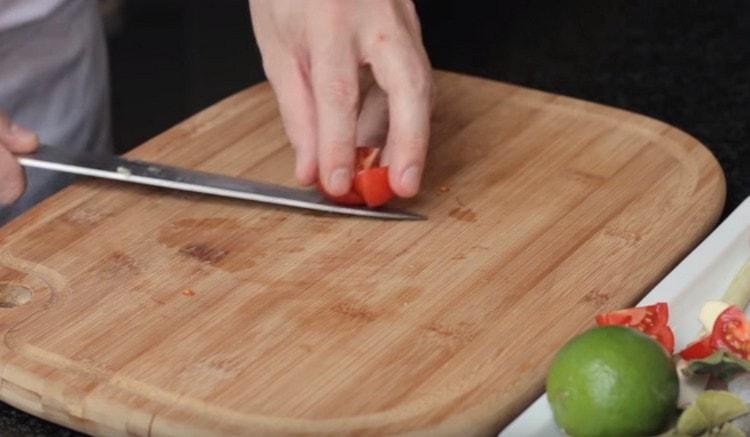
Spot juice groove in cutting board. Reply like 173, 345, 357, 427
0, 71, 724, 436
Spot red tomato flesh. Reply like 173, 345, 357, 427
679, 335, 715, 360
595, 303, 669, 332
354, 167, 394, 208
651, 324, 675, 355
317, 146, 394, 208
595, 302, 673, 352
710, 306, 750, 360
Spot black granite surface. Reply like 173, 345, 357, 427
1, 0, 748, 435
418, 0, 750, 216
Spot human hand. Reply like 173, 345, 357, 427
0, 113, 39, 204
249, 0, 433, 197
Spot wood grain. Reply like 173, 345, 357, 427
0, 71, 725, 436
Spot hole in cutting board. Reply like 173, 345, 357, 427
0, 284, 32, 308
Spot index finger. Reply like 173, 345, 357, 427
310, 42, 362, 196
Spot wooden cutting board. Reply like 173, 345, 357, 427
0, 71, 724, 436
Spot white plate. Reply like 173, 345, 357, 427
501, 196, 750, 437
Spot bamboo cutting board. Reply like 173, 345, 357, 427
0, 71, 724, 436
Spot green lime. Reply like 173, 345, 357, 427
546, 326, 678, 436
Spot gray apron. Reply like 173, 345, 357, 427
0, 0, 111, 224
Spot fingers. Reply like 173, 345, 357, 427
0, 113, 39, 154
266, 60, 319, 185
368, 42, 433, 198
356, 82, 389, 148
250, 1, 318, 186
310, 34, 359, 196
250, 0, 432, 198
0, 113, 36, 204
0, 145, 26, 205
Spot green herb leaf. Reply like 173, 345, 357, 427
684, 352, 750, 381
695, 391, 749, 425
676, 402, 710, 434
669, 391, 749, 436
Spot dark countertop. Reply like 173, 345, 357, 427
2, 1, 748, 435
418, 0, 749, 216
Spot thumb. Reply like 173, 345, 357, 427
0, 145, 26, 204
0, 113, 39, 154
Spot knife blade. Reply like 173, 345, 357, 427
18, 145, 425, 220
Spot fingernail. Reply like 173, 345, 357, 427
328, 168, 351, 195
10, 123, 36, 142
401, 165, 421, 195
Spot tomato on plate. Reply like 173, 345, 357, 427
317, 147, 394, 208
650, 324, 675, 355
679, 335, 714, 360
595, 302, 670, 332
710, 306, 750, 360
595, 302, 674, 353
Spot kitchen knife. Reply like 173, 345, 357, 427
18, 144, 424, 220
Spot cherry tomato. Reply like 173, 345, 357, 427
650, 324, 675, 355
595, 302, 669, 333
710, 306, 750, 360
596, 302, 673, 352
354, 167, 394, 208
317, 147, 394, 208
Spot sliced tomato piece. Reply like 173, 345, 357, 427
316, 182, 364, 206
596, 303, 673, 352
710, 306, 750, 360
679, 335, 715, 360
650, 325, 675, 354
317, 146, 394, 208
595, 311, 633, 326
354, 167, 394, 208
595, 302, 670, 333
